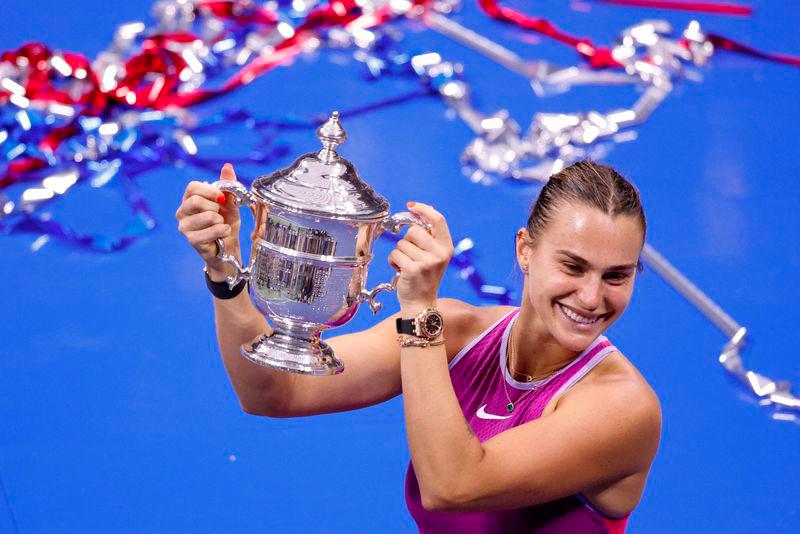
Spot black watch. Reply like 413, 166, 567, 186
396, 306, 445, 339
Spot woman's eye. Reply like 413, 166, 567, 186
604, 272, 629, 284
564, 263, 582, 273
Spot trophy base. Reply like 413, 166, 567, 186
241, 330, 344, 376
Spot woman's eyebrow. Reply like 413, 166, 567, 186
555, 249, 637, 271
556, 250, 589, 266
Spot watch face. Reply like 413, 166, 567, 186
421, 311, 444, 338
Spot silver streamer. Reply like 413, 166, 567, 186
642, 245, 800, 422
424, 15, 717, 184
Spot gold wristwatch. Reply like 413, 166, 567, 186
396, 306, 445, 347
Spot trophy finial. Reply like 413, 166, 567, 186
317, 111, 347, 163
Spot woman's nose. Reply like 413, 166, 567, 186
576, 277, 603, 310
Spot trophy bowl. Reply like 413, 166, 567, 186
211, 112, 427, 376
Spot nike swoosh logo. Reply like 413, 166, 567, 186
476, 404, 512, 420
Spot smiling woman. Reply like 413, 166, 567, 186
176, 159, 660, 533
398, 161, 659, 532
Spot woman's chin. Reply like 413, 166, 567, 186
552, 318, 608, 351
555, 334, 595, 353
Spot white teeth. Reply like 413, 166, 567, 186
559, 304, 599, 325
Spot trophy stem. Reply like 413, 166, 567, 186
241, 319, 343, 376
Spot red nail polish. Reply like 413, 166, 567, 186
217, 193, 226, 204
407, 201, 416, 208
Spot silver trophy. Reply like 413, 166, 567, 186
212, 112, 427, 375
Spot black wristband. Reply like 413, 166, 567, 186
204, 268, 247, 299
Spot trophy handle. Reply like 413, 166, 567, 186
210, 180, 256, 289
360, 211, 432, 314
381, 211, 431, 234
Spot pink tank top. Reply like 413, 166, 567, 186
405, 308, 629, 533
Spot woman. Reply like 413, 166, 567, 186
176, 160, 661, 532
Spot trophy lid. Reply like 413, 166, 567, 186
252, 112, 390, 221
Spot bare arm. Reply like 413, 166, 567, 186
211, 293, 476, 417
454, 378, 662, 511
402, 346, 661, 512
177, 164, 474, 418
209, 287, 406, 417
207, 284, 280, 415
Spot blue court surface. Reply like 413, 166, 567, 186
1, 1, 799, 532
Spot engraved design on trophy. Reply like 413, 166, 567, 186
256, 214, 336, 303
210, 112, 429, 375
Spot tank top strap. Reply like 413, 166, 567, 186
547, 338, 618, 400
448, 307, 519, 371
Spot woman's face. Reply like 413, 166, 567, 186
517, 202, 644, 352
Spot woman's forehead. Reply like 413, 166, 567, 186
539, 205, 643, 264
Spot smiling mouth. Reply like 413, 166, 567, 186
557, 303, 604, 326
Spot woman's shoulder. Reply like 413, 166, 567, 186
438, 298, 517, 357
561, 349, 661, 421
595, 350, 657, 395
552, 351, 662, 461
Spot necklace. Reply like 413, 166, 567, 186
501, 323, 569, 413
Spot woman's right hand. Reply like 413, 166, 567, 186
176, 163, 242, 279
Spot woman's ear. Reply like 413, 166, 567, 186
515, 228, 531, 274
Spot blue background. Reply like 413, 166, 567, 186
1, 1, 799, 532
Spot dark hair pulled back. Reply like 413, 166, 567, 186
526, 160, 646, 241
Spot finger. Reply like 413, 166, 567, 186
396, 237, 426, 261
388, 249, 414, 273
183, 180, 224, 202
403, 225, 437, 251
215, 163, 240, 205
406, 202, 452, 242
181, 162, 237, 203
178, 212, 225, 234
177, 195, 221, 219
185, 224, 231, 248
220, 162, 236, 182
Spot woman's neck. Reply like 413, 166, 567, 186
509, 305, 582, 380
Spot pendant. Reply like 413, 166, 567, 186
507, 402, 514, 413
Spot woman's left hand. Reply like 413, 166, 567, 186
388, 202, 454, 316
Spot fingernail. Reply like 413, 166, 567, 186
407, 201, 416, 208
223, 162, 232, 169
217, 193, 226, 205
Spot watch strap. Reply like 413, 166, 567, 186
204, 268, 247, 299
395, 317, 416, 335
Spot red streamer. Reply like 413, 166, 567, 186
594, 0, 752, 16
707, 33, 800, 67
0, 157, 48, 188
158, 0, 399, 108
477, 0, 800, 69
477, 0, 621, 68
198, 1, 279, 26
